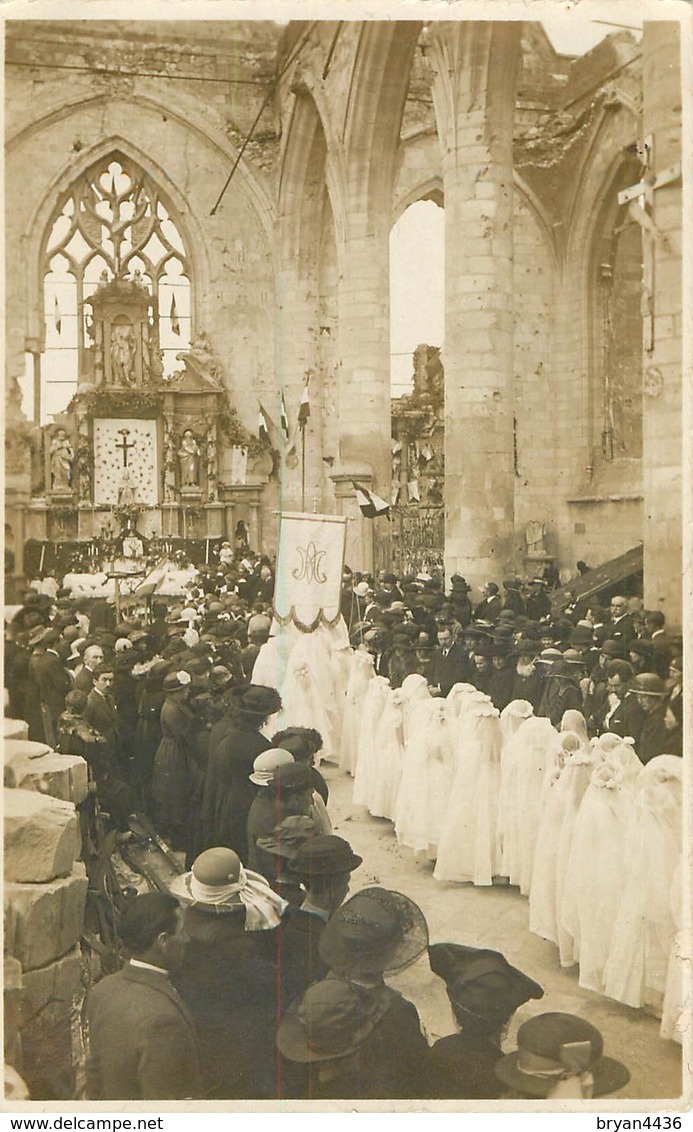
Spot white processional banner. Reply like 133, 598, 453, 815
273, 512, 347, 631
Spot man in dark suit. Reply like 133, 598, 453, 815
85, 892, 203, 1100
280, 835, 362, 1009
429, 625, 472, 696
631, 673, 682, 763
73, 644, 104, 693
473, 582, 502, 623
28, 629, 71, 745
644, 610, 673, 679
83, 664, 123, 763
608, 595, 637, 650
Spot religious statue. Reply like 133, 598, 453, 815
110, 324, 137, 385
205, 430, 218, 502
525, 520, 548, 558
234, 521, 249, 552
177, 429, 201, 488
175, 330, 223, 388
117, 469, 138, 507
49, 428, 74, 492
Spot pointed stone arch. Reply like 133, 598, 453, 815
344, 21, 422, 223
277, 88, 343, 271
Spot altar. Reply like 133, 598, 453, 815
19, 267, 276, 561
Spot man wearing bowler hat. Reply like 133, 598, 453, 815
280, 834, 363, 1007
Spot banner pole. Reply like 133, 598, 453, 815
300, 425, 306, 512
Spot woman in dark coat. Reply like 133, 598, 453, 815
277, 888, 430, 1100
170, 847, 289, 1099
152, 671, 198, 851
134, 660, 170, 815
425, 943, 544, 1099
200, 684, 282, 862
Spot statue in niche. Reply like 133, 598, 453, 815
178, 429, 201, 488
117, 470, 138, 507
525, 520, 548, 558
235, 520, 249, 552
110, 323, 137, 385
49, 428, 74, 492
205, 430, 218, 502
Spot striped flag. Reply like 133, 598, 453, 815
258, 402, 272, 443
352, 481, 390, 520
54, 295, 62, 334
170, 293, 180, 335
298, 379, 311, 429
279, 391, 290, 441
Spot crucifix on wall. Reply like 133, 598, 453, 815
617, 135, 681, 353
116, 428, 136, 467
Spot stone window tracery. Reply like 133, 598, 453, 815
39, 153, 191, 420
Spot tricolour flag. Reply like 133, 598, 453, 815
170, 293, 180, 335
279, 391, 290, 441
258, 402, 272, 443
54, 295, 62, 334
298, 379, 311, 428
352, 481, 390, 520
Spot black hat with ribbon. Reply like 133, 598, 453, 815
495, 1012, 629, 1098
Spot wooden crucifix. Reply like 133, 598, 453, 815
116, 428, 136, 468
617, 135, 682, 353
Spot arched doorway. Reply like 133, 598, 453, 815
389, 198, 445, 575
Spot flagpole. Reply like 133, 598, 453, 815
300, 424, 306, 512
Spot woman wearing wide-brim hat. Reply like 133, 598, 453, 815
495, 1012, 629, 1099
200, 682, 282, 860
277, 888, 430, 1099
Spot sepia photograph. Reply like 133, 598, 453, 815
2, 0, 691, 1116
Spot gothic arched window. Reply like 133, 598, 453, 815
38, 153, 191, 420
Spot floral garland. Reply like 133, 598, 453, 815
66, 387, 165, 417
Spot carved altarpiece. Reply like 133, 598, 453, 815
27, 271, 270, 556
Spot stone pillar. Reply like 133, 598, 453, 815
429, 23, 522, 587
335, 218, 392, 497
275, 266, 325, 512
331, 473, 374, 573
641, 23, 683, 625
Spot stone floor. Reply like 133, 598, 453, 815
321, 762, 685, 1105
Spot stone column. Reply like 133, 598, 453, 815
335, 216, 392, 494
331, 472, 374, 573
429, 23, 522, 587
275, 265, 325, 513
641, 23, 683, 625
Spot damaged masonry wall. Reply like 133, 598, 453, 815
4, 717, 89, 1100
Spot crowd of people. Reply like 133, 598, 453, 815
3, 550, 684, 1102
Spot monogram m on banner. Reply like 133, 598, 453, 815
273, 513, 347, 633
